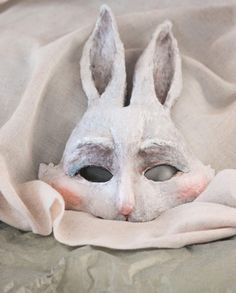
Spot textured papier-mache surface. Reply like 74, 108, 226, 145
0, 0, 236, 254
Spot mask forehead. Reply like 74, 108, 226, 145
64, 107, 143, 160
64, 104, 187, 164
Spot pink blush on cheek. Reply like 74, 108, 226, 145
177, 175, 210, 201
51, 182, 82, 210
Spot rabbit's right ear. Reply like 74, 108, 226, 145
80, 5, 126, 107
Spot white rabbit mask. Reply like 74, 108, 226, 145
39, 6, 214, 222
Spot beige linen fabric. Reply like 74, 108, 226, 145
0, 0, 236, 249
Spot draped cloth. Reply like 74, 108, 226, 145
0, 0, 236, 248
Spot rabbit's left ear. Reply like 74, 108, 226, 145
80, 5, 126, 107
130, 21, 182, 110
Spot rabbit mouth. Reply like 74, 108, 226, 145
96, 214, 159, 222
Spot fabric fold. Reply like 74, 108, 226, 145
0, 0, 236, 249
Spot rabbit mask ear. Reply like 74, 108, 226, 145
130, 21, 182, 110
80, 5, 126, 107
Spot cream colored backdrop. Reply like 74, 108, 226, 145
0, 0, 236, 248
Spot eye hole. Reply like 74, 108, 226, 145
144, 164, 179, 182
77, 165, 113, 183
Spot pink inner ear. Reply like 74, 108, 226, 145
51, 181, 82, 210
153, 30, 174, 105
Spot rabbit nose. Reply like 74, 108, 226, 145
117, 169, 135, 216
118, 203, 134, 216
